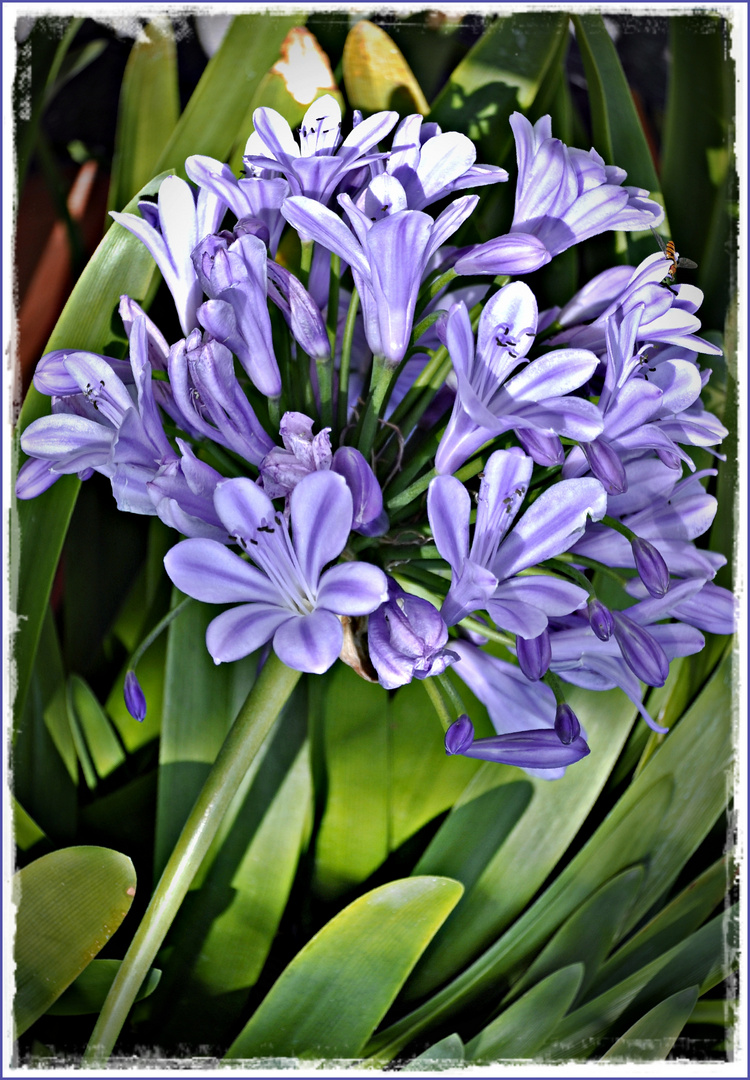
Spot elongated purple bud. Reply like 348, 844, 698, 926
445, 714, 474, 755
267, 262, 330, 360
554, 703, 581, 745
582, 440, 627, 495
461, 729, 590, 768
454, 232, 551, 276
587, 597, 615, 641
612, 612, 669, 686
516, 629, 551, 681
332, 447, 388, 536
124, 671, 147, 722
516, 428, 564, 467
631, 536, 670, 598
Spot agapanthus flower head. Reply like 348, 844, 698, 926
163, 471, 389, 674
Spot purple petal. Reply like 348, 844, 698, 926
207, 603, 292, 663
291, 470, 353, 584
462, 730, 590, 768
213, 476, 276, 538
272, 608, 344, 673
427, 475, 471, 572
455, 233, 550, 276
164, 538, 281, 605
317, 561, 388, 615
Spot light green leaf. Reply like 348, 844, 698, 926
108, 18, 179, 214
13, 847, 136, 1036
154, 591, 256, 878
508, 867, 645, 1006
67, 675, 126, 781
466, 964, 584, 1063
402, 1033, 465, 1070
342, 20, 428, 116
46, 959, 161, 1016
225, 876, 464, 1060
600, 985, 700, 1062
13, 799, 47, 852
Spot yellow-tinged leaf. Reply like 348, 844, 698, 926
343, 21, 429, 116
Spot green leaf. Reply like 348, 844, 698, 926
13, 799, 47, 853
508, 867, 645, 1006
154, 591, 256, 878
108, 18, 179, 214
402, 1033, 465, 1070
310, 665, 390, 900
225, 876, 464, 1060
67, 675, 126, 781
428, 13, 569, 164
149, 12, 303, 183
600, 986, 700, 1062
401, 683, 638, 1001
342, 20, 429, 116
465, 965, 584, 1063
13, 847, 136, 1036
46, 959, 161, 1016
571, 14, 664, 263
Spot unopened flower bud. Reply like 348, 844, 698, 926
124, 671, 147, 722
612, 612, 669, 686
587, 598, 615, 641
554, 703, 581, 745
582, 439, 627, 495
516, 629, 551, 681
631, 536, 670, 598
445, 715, 474, 755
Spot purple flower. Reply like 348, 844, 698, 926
110, 175, 224, 334
368, 578, 457, 689
631, 536, 670, 598
508, 112, 664, 258
185, 154, 289, 254
163, 471, 389, 673
265, 262, 330, 361
244, 94, 399, 213
281, 189, 477, 366
435, 281, 603, 475
331, 447, 388, 536
587, 598, 614, 641
554, 703, 581, 745
124, 671, 147, 722
454, 233, 551, 277
516, 629, 552, 681
428, 448, 606, 635
147, 439, 227, 541
445, 714, 474, 754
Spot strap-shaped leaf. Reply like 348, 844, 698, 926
342, 20, 429, 116
14, 847, 136, 1036
225, 876, 464, 1060
402, 1033, 465, 1070
600, 985, 700, 1062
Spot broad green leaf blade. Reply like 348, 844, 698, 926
108, 18, 180, 214
310, 665, 390, 900
12, 169, 170, 731
402, 684, 637, 1001
571, 14, 664, 263
67, 675, 126, 780
46, 959, 161, 1016
342, 20, 429, 115
154, 591, 256, 878
13, 799, 47, 852
586, 856, 730, 1001
428, 13, 569, 164
465, 964, 584, 1063
402, 1033, 465, 1070
508, 867, 645, 1005
600, 985, 700, 1062
150, 12, 302, 183
13, 847, 136, 1036
225, 877, 464, 1060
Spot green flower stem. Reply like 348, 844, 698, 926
603, 514, 637, 541
82, 654, 302, 1067
415, 266, 458, 318
129, 595, 193, 671
538, 558, 596, 596
326, 252, 341, 347
357, 354, 396, 461
268, 395, 282, 434
299, 239, 314, 289
422, 675, 455, 735
317, 357, 334, 429
336, 289, 360, 438
458, 618, 515, 649
543, 670, 568, 706
552, 551, 629, 589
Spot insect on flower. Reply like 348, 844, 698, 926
651, 228, 697, 290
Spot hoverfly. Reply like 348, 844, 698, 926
651, 228, 697, 291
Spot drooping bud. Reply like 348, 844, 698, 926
124, 671, 147, 722
445, 715, 475, 755
554, 703, 581, 745
582, 439, 627, 495
587, 597, 615, 641
516, 629, 551, 681
631, 536, 670, 598
612, 612, 669, 686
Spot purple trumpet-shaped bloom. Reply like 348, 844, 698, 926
449, 641, 589, 777
124, 671, 147, 722
516, 629, 552, 681
368, 579, 458, 689
370, 113, 508, 209
192, 231, 281, 398
110, 175, 224, 334
185, 154, 289, 254
147, 439, 227, 541
631, 536, 670, 598
281, 187, 478, 366
428, 448, 606, 636
435, 281, 603, 475
554, 703, 581, 745
17, 317, 178, 513
164, 471, 389, 673
588, 598, 614, 641
508, 112, 663, 258
244, 94, 398, 216
168, 331, 274, 466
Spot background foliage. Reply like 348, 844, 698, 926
10, 8, 739, 1067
